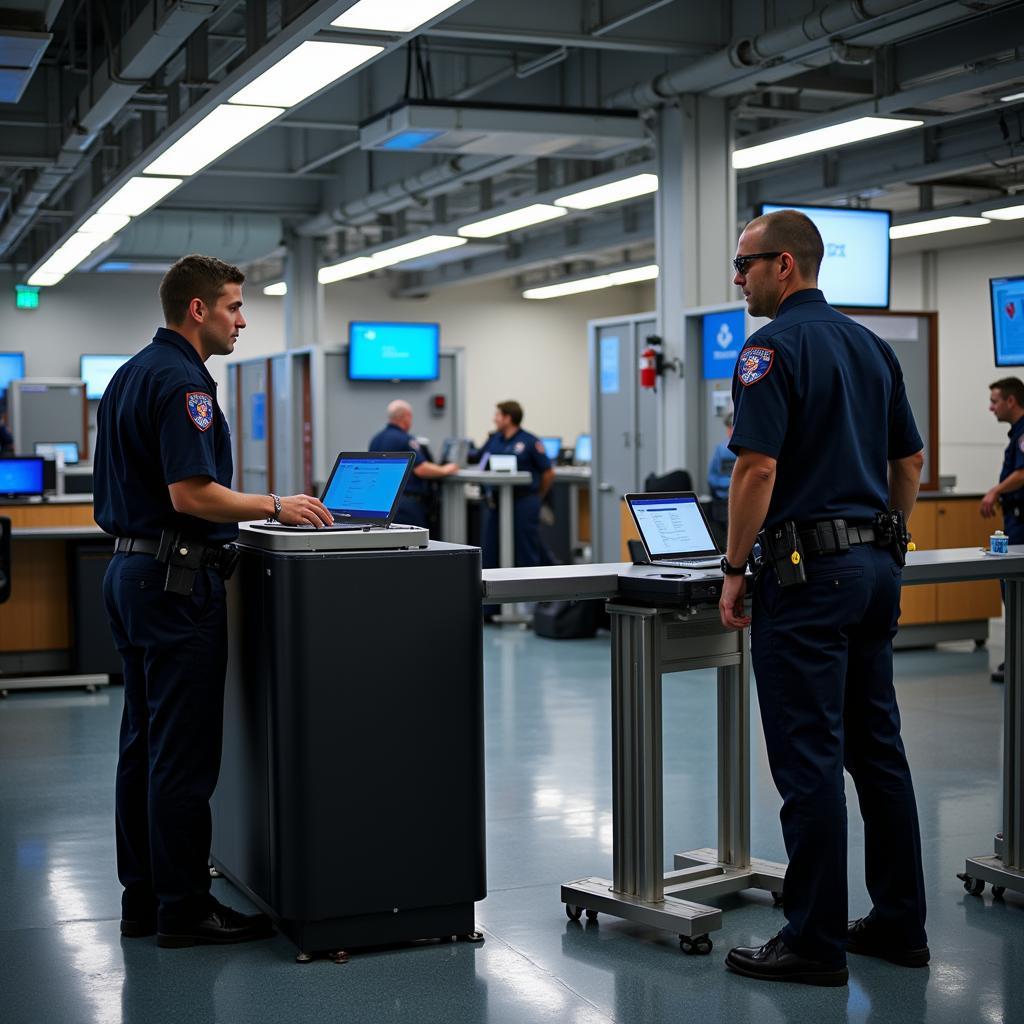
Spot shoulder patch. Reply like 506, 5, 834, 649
186, 391, 214, 431
514, 441, 525, 454
535, 440, 546, 454
409, 438, 420, 450
1018, 435, 1024, 455
737, 346, 775, 387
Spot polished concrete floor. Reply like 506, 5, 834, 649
1, 625, 1021, 1024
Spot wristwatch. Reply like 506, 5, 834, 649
269, 493, 282, 522
720, 555, 746, 576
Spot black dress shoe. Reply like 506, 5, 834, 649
157, 900, 275, 948
992, 662, 1005, 684
726, 932, 848, 987
120, 915, 157, 938
847, 917, 930, 967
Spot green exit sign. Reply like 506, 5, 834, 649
15, 284, 40, 310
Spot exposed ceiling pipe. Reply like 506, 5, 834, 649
606, 0, 1010, 107
0, 0, 225, 259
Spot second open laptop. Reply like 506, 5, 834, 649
269, 451, 415, 530
625, 491, 722, 569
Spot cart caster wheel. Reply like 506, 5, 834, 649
585, 909, 599, 922
771, 890, 784, 907
992, 885, 1006, 899
295, 952, 314, 964
957, 872, 985, 896
565, 904, 583, 921
208, 865, 222, 879
460, 932, 484, 942
680, 934, 713, 955
329, 950, 350, 965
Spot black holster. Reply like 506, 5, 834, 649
155, 530, 205, 596
873, 509, 911, 567
757, 520, 807, 588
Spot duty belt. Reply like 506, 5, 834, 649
113, 536, 237, 575
794, 520, 878, 557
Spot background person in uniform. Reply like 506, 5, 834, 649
477, 400, 554, 617
0, 408, 12, 452
707, 412, 736, 548
94, 254, 331, 949
368, 399, 459, 529
717, 210, 928, 986
980, 377, 1024, 683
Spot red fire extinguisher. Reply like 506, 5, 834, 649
639, 344, 658, 390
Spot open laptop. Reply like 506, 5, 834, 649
267, 451, 415, 531
440, 437, 470, 467
625, 491, 722, 569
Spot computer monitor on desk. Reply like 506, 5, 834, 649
573, 433, 592, 465
34, 441, 80, 465
540, 436, 562, 461
0, 455, 45, 499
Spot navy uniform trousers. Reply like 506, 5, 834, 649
481, 493, 545, 616
103, 553, 227, 926
751, 543, 928, 966
396, 495, 430, 529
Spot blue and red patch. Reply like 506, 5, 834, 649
186, 391, 214, 431
736, 346, 775, 387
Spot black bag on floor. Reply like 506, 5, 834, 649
533, 599, 602, 639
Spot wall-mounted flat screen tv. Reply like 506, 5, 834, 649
0, 351, 25, 400
80, 354, 130, 400
991, 275, 1024, 367
759, 203, 892, 309
348, 321, 440, 381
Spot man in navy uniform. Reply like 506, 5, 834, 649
981, 376, 1024, 682
368, 399, 459, 528
718, 211, 928, 986
94, 254, 331, 948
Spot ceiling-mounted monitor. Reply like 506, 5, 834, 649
0, 352, 25, 400
758, 203, 892, 309
348, 321, 440, 382
80, 354, 130, 400
991, 275, 1024, 367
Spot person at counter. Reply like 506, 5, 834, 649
707, 413, 737, 500
981, 376, 1024, 683
368, 399, 459, 529
477, 401, 554, 615
718, 210, 927, 986
94, 254, 331, 950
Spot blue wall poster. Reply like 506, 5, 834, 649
600, 336, 620, 394
250, 392, 266, 441
701, 309, 745, 380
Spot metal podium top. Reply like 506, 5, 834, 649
237, 520, 429, 552
481, 546, 1024, 604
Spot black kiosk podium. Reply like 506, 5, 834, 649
211, 525, 486, 962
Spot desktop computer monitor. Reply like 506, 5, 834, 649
0, 456, 44, 497
34, 441, 80, 465
573, 433, 592, 465
540, 436, 562, 461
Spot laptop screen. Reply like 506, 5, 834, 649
321, 453, 414, 522
0, 456, 45, 497
628, 493, 719, 559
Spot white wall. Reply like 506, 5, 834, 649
891, 237, 1022, 494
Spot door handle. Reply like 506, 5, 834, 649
599, 482, 615, 492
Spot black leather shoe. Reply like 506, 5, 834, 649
120, 915, 157, 938
726, 932, 848, 986
847, 917, 929, 967
992, 662, 1005, 684
157, 901, 275, 948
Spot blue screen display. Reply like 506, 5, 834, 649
80, 354, 129, 400
322, 457, 409, 519
574, 434, 592, 463
541, 436, 562, 460
760, 204, 891, 309
702, 309, 745, 380
0, 456, 44, 495
348, 322, 440, 381
0, 352, 25, 398
992, 276, 1024, 367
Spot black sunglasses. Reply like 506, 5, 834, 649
732, 251, 782, 275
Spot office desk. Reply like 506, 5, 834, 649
482, 548, 1024, 953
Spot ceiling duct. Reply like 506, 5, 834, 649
0, 28, 51, 103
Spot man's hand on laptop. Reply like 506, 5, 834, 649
278, 494, 333, 528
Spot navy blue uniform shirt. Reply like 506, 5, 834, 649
94, 327, 236, 544
480, 428, 551, 495
368, 423, 427, 496
730, 289, 922, 529
1000, 416, 1024, 514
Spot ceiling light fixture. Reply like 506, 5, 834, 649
26, 271, 64, 287
263, 282, 288, 296
331, 0, 463, 33
28, 231, 109, 284
317, 256, 380, 285
369, 234, 467, 267
554, 172, 659, 210
889, 216, 990, 239
1000, 91, 1024, 103
96, 176, 183, 217
229, 40, 383, 108
732, 116, 923, 170
982, 202, 1024, 221
143, 104, 284, 177
77, 213, 131, 242
523, 263, 658, 300
458, 204, 567, 238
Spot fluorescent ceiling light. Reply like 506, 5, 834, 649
263, 282, 288, 296
332, 0, 462, 33
732, 116, 923, 170
78, 213, 131, 241
97, 176, 183, 217
33, 232, 108, 279
230, 41, 382, 108
889, 216, 990, 239
1000, 91, 1024, 103
143, 104, 283, 176
370, 234, 467, 267
982, 202, 1024, 221
555, 172, 659, 210
523, 263, 658, 300
318, 256, 379, 284
459, 204, 566, 238
26, 270, 64, 287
